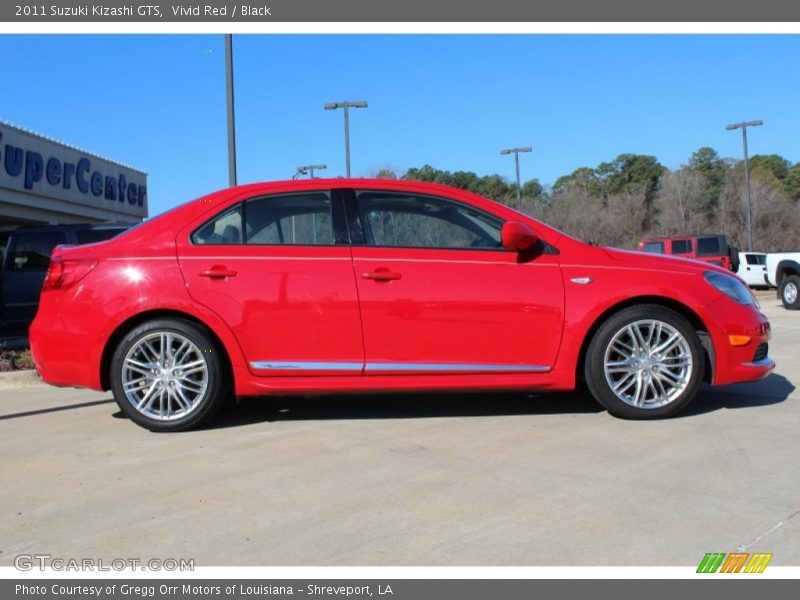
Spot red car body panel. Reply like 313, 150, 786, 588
29, 179, 773, 399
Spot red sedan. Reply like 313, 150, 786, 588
29, 179, 774, 431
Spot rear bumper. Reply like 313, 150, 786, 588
29, 290, 104, 391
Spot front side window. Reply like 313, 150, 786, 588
8, 231, 67, 270
191, 192, 334, 246
356, 191, 502, 249
642, 241, 665, 254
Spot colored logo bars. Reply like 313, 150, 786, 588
697, 552, 773, 573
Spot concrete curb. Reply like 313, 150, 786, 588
0, 369, 45, 390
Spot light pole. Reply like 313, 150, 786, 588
725, 120, 763, 252
224, 34, 237, 187
500, 146, 532, 206
294, 164, 327, 179
324, 101, 368, 177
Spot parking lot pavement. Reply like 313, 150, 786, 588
1, 294, 797, 567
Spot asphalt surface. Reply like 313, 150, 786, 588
1, 291, 797, 566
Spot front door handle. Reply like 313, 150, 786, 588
199, 265, 238, 279
361, 268, 402, 282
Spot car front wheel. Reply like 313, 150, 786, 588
585, 305, 705, 419
110, 318, 228, 431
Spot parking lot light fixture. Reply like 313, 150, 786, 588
725, 120, 763, 252
294, 164, 327, 179
500, 146, 533, 206
324, 101, 368, 177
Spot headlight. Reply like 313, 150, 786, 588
704, 271, 757, 306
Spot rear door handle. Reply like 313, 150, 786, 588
361, 268, 402, 282
199, 265, 238, 279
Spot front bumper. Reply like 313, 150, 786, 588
706, 298, 774, 386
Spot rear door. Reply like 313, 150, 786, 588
176, 189, 365, 376
1, 230, 67, 328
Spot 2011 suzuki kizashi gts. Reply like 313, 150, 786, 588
30, 179, 774, 431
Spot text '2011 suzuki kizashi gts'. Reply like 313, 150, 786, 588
30, 179, 774, 431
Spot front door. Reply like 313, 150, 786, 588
348, 189, 565, 375
177, 190, 364, 376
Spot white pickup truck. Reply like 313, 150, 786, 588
736, 252, 769, 288
765, 252, 800, 310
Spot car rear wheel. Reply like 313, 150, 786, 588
585, 305, 704, 419
779, 275, 800, 310
110, 318, 228, 432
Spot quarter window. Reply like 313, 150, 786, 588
356, 191, 503, 249
192, 205, 243, 245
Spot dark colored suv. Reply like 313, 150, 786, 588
1, 223, 132, 340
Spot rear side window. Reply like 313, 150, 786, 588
696, 236, 721, 256
671, 239, 692, 254
641, 241, 665, 254
191, 192, 334, 246
246, 192, 333, 245
76, 228, 127, 245
7, 231, 67, 270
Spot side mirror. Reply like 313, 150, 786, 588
501, 221, 539, 252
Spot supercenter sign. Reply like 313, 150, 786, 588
0, 122, 147, 220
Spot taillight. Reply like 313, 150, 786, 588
42, 259, 98, 290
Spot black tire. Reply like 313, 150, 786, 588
728, 246, 740, 273
584, 305, 705, 419
110, 318, 229, 432
779, 274, 800, 310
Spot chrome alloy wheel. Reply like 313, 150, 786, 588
603, 319, 693, 409
784, 281, 798, 305
121, 332, 209, 421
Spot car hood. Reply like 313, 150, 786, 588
601, 246, 731, 276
